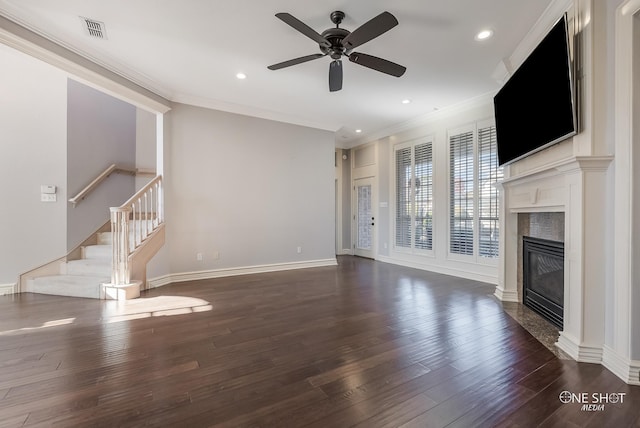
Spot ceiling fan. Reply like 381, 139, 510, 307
268, 10, 407, 92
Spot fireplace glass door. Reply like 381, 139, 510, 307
523, 236, 564, 329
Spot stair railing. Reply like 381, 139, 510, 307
69, 164, 155, 206
110, 175, 164, 286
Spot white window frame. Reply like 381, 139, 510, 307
447, 120, 501, 266
477, 119, 502, 262
392, 137, 435, 256
448, 124, 477, 262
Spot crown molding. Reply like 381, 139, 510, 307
342, 91, 496, 149
0, 12, 171, 113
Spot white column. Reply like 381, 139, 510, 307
602, 0, 640, 385
556, 158, 611, 363
495, 181, 519, 302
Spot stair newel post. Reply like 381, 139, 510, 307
110, 206, 132, 286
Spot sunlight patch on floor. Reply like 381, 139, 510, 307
103, 295, 212, 323
0, 317, 76, 335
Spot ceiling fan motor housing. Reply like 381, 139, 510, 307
320, 28, 350, 59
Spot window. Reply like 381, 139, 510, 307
448, 123, 502, 260
414, 143, 433, 250
395, 147, 412, 248
449, 131, 475, 255
478, 125, 503, 257
395, 139, 433, 251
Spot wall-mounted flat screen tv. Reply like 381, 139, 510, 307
493, 14, 577, 166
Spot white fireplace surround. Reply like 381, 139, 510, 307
495, 146, 612, 363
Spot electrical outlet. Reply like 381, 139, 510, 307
297, 246, 302, 254
196, 252, 203, 261
212, 251, 219, 260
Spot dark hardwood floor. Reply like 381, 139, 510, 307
0, 256, 638, 427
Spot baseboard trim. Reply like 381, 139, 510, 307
556, 332, 603, 363
0, 283, 16, 295
494, 286, 519, 302
340, 249, 353, 255
376, 255, 498, 285
148, 258, 338, 289
602, 345, 640, 385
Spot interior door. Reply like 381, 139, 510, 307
354, 178, 375, 259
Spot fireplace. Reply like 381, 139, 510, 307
523, 236, 564, 329
496, 154, 611, 363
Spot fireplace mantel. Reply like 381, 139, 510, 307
496, 154, 612, 363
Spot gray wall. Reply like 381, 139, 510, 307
0, 44, 68, 286
66, 80, 137, 250
166, 103, 335, 274
135, 108, 157, 190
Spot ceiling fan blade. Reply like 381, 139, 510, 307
329, 60, 343, 92
268, 53, 326, 70
341, 11, 398, 50
275, 13, 331, 48
349, 52, 406, 77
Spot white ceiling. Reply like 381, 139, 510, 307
0, 0, 553, 147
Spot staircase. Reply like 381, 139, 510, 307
25, 231, 112, 299
21, 172, 165, 300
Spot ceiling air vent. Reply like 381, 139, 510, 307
80, 17, 107, 39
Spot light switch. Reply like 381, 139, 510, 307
41, 185, 56, 194
41, 194, 57, 202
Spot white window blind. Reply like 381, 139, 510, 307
395, 147, 412, 248
449, 131, 474, 255
478, 125, 503, 258
395, 141, 433, 251
414, 142, 433, 250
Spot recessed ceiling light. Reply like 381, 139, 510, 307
355, 129, 362, 133
236, 72, 247, 79
475, 29, 494, 41
402, 99, 411, 104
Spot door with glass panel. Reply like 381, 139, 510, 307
354, 178, 375, 258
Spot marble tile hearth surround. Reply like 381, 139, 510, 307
501, 301, 570, 360
517, 212, 565, 303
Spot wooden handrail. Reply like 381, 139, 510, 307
68, 164, 156, 206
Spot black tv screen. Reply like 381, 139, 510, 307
494, 14, 576, 166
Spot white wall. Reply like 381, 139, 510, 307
165, 103, 335, 276
135, 108, 157, 190
66, 79, 137, 250
0, 44, 67, 286
354, 99, 498, 284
